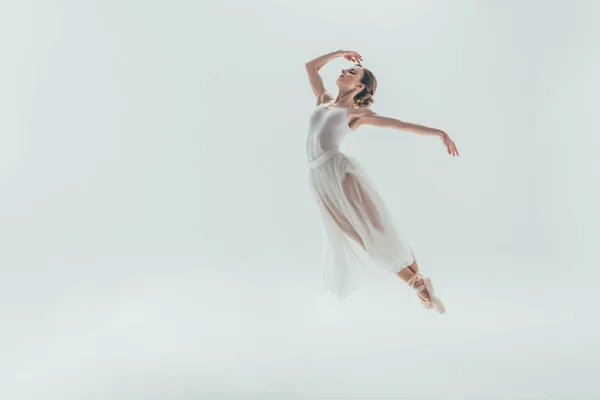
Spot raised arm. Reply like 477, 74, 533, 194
305, 50, 342, 105
305, 50, 363, 106
357, 110, 459, 156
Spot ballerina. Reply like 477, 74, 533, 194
305, 49, 459, 313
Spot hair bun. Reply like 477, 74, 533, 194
353, 66, 377, 108
359, 93, 375, 107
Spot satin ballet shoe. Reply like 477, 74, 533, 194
406, 272, 432, 310
422, 276, 446, 314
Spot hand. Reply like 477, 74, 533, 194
440, 132, 459, 157
340, 50, 363, 64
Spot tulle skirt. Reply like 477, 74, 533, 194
306, 146, 417, 300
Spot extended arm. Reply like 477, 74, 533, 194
357, 110, 459, 156
358, 111, 445, 138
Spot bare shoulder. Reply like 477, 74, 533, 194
317, 91, 334, 106
348, 107, 377, 131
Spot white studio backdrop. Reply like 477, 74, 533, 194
1, 0, 599, 399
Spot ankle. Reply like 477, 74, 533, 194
405, 271, 424, 289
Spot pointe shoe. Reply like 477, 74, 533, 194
422, 277, 446, 314
406, 272, 432, 310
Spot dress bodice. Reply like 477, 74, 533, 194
305, 101, 351, 161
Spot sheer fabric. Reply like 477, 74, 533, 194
306, 146, 416, 300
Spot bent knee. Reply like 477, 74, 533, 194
342, 172, 361, 191
343, 172, 359, 183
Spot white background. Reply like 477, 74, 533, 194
1, 0, 599, 399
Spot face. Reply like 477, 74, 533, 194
337, 65, 365, 92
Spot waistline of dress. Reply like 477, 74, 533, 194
308, 146, 340, 169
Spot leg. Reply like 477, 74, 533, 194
318, 194, 367, 251
340, 172, 428, 299
337, 173, 435, 307
320, 172, 433, 304
342, 172, 385, 233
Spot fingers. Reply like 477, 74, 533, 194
453, 142, 459, 156
446, 142, 459, 157
441, 134, 459, 157
351, 52, 363, 63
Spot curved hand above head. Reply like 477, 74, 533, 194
340, 50, 363, 64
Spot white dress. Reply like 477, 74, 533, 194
306, 100, 417, 300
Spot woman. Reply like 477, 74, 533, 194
305, 49, 459, 314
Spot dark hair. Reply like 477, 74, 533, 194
353, 64, 377, 108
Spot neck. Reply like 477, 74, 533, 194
334, 90, 355, 107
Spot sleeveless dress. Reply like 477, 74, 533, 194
306, 100, 417, 300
